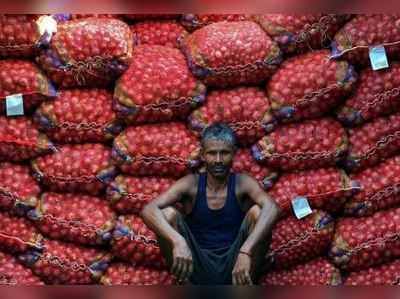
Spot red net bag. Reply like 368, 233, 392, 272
0, 116, 55, 162
337, 63, 400, 126
330, 206, 400, 271
113, 45, 206, 124
112, 123, 200, 177
0, 211, 43, 254
253, 14, 351, 54
107, 176, 176, 215
18, 239, 112, 284
345, 113, 400, 172
180, 21, 282, 87
252, 118, 348, 171
0, 59, 56, 114
332, 14, 400, 65
34, 88, 123, 144
124, 15, 180, 21
269, 210, 335, 270
131, 21, 188, 49
27, 192, 116, 246
69, 14, 120, 20
181, 14, 248, 31
269, 168, 359, 216
188, 87, 276, 146
32, 144, 117, 195
344, 156, 400, 217
0, 14, 54, 58
267, 50, 356, 123
259, 258, 342, 286
36, 17, 133, 88
232, 149, 278, 190
0, 162, 40, 214
345, 259, 400, 285
101, 263, 176, 285
112, 215, 166, 269
0, 251, 44, 285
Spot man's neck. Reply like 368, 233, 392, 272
206, 172, 230, 192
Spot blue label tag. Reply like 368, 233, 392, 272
291, 196, 313, 219
369, 46, 389, 71
6, 94, 24, 116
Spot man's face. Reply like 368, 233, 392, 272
201, 139, 235, 179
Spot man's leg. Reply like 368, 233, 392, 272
156, 207, 181, 268
243, 205, 272, 282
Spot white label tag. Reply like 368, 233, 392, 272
36, 15, 58, 37
369, 46, 389, 71
6, 94, 24, 116
291, 196, 313, 220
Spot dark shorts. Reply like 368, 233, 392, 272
160, 214, 270, 285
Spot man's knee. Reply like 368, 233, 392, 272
161, 207, 181, 228
245, 205, 261, 229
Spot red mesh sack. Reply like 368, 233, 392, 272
232, 149, 278, 190
252, 118, 348, 171
0, 116, 55, 162
253, 14, 351, 54
332, 14, 400, 65
337, 63, 400, 126
32, 144, 117, 195
267, 50, 356, 123
269, 168, 359, 216
181, 14, 248, 31
181, 21, 282, 88
107, 176, 176, 215
344, 156, 400, 217
34, 89, 123, 144
0, 162, 40, 214
36, 17, 133, 88
18, 239, 112, 284
0, 14, 51, 58
330, 207, 400, 271
345, 259, 400, 285
269, 210, 335, 270
69, 14, 120, 20
112, 123, 200, 177
124, 15, 179, 21
188, 87, 276, 146
113, 45, 206, 124
345, 113, 400, 172
101, 263, 176, 285
112, 215, 166, 269
260, 258, 342, 286
0, 251, 44, 285
0, 59, 56, 114
27, 192, 116, 246
0, 211, 43, 254
131, 21, 188, 49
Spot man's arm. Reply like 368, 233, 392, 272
239, 174, 280, 256
232, 174, 281, 285
141, 174, 195, 282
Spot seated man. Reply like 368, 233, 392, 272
141, 123, 280, 285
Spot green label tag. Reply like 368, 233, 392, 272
291, 196, 312, 219
6, 94, 24, 116
369, 46, 389, 71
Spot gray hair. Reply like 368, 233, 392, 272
201, 123, 237, 148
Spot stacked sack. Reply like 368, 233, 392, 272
2, 13, 400, 286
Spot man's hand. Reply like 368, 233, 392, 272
232, 252, 253, 285
171, 239, 193, 284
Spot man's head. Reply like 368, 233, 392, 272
201, 123, 237, 179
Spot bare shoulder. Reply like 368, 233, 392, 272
175, 173, 198, 196
235, 173, 261, 196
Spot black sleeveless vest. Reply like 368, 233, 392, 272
185, 172, 245, 249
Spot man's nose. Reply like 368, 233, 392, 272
216, 153, 222, 163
